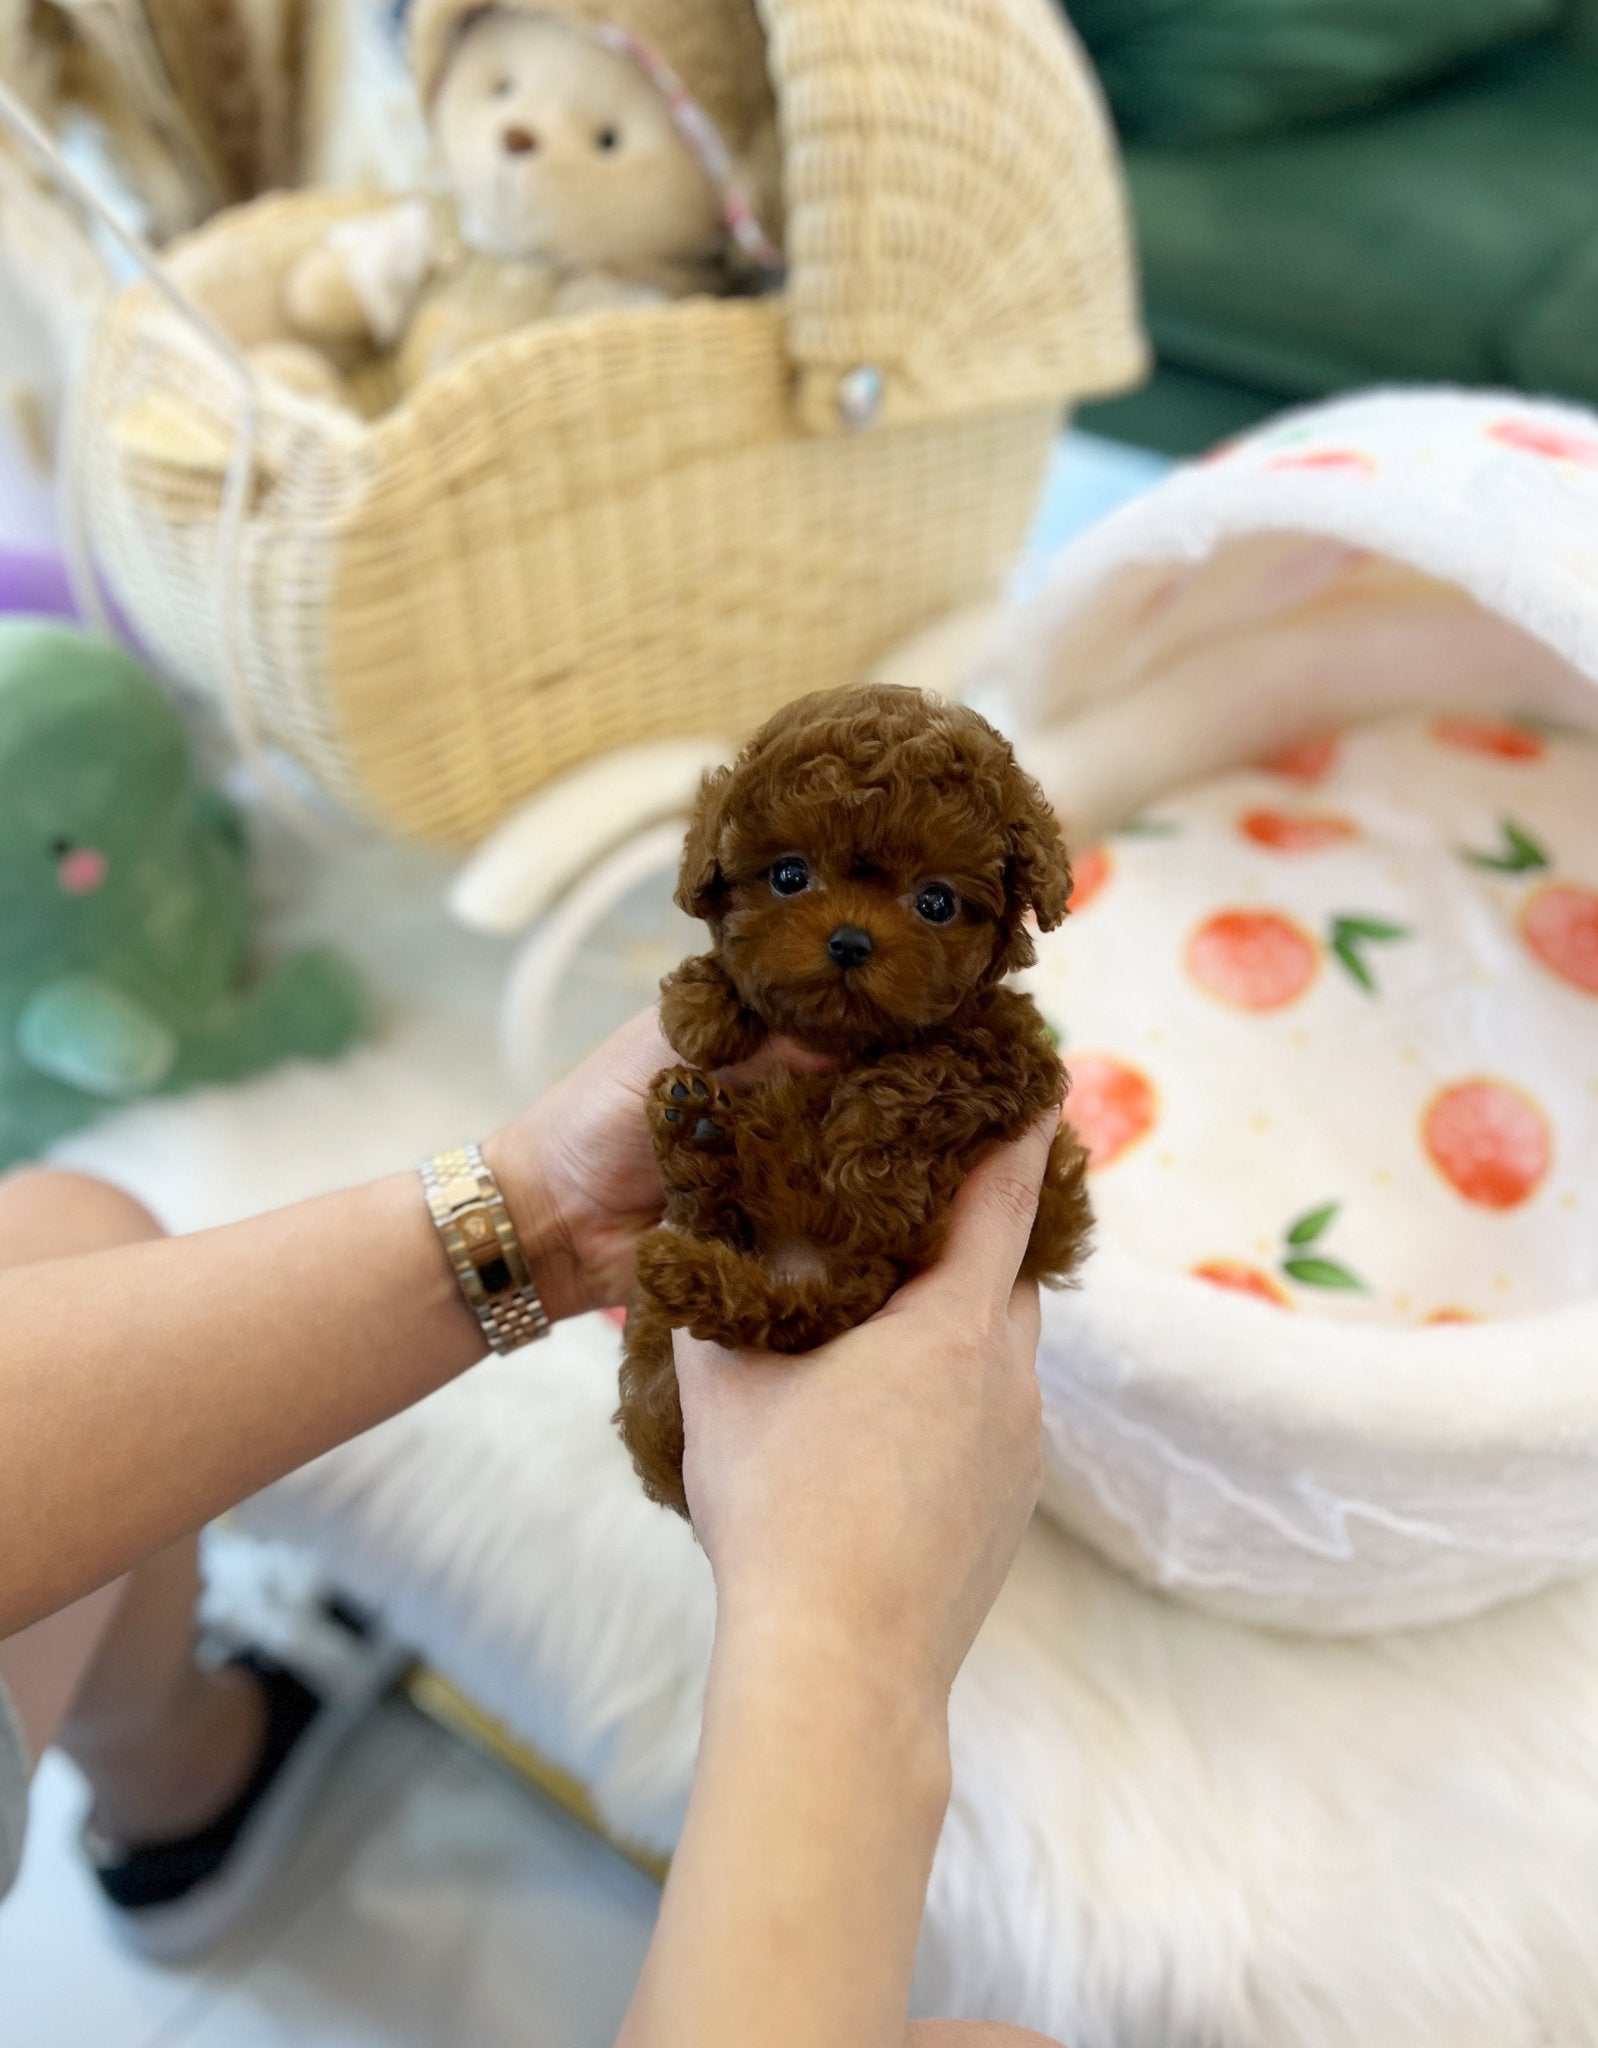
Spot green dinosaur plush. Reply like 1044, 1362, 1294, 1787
0, 619, 369, 1167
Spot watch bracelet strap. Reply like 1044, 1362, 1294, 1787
421, 1142, 550, 1354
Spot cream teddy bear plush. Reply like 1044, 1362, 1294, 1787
265, 4, 780, 407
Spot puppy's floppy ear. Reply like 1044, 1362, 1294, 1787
1005, 765, 1073, 931
676, 765, 733, 921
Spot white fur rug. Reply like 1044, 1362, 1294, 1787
50, 806, 1598, 2047
239, 1318, 1598, 2048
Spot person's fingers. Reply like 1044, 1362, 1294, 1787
598, 1005, 832, 1102
673, 1328, 768, 1412
598, 1008, 678, 1099
672, 1327, 728, 1396
1006, 1276, 1042, 1353
901, 1113, 1057, 1319
717, 1032, 836, 1092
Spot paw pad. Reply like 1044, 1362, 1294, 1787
654, 1069, 732, 1150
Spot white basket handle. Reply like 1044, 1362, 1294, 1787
498, 818, 690, 1099
451, 738, 730, 935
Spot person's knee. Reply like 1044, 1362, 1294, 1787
907, 2026, 1064, 2047
0, 1167, 164, 1260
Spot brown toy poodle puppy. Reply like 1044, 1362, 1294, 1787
619, 684, 1092, 1515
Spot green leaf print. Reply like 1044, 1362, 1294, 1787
1277, 1200, 1368, 1293
1282, 1256, 1366, 1291
1332, 933, 1375, 992
1328, 915, 1411, 995
1114, 817, 1182, 839
1042, 1022, 1062, 1052
1286, 1202, 1339, 1247
1509, 711, 1587, 741
1462, 818, 1551, 875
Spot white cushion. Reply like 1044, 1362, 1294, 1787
1016, 388, 1598, 1629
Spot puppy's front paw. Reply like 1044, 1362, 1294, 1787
649, 1067, 734, 1166
660, 957, 767, 1070
635, 1228, 737, 1340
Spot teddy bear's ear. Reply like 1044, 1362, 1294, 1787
675, 766, 733, 921
1006, 767, 1073, 932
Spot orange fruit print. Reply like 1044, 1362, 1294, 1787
1192, 1261, 1291, 1308
1488, 418, 1598, 466
1064, 1053, 1156, 1170
1186, 910, 1319, 1011
1239, 809, 1357, 853
1068, 843, 1111, 913
1521, 882, 1598, 995
1422, 1079, 1551, 1210
1431, 716, 1545, 761
1261, 735, 1339, 784
1263, 449, 1377, 477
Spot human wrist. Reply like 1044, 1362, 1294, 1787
386, 1169, 500, 1367
477, 1121, 590, 1326
709, 1592, 954, 1809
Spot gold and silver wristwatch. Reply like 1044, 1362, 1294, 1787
421, 1142, 550, 1354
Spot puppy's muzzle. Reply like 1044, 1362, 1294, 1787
826, 925, 873, 971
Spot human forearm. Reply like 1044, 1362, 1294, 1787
0, 1007, 827, 1637
631, 1120, 1058, 2045
621, 1607, 952, 2048
0, 1161, 567, 1634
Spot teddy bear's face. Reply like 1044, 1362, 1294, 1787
434, 12, 725, 270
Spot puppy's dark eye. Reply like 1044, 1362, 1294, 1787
770, 857, 810, 898
595, 126, 622, 152
915, 882, 958, 925
492, 75, 514, 97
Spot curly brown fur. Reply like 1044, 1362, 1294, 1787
618, 684, 1093, 1516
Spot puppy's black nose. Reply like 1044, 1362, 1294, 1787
827, 925, 873, 971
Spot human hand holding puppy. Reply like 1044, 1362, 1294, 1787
679, 1111, 1055, 1703
621, 1114, 1059, 2048
480, 1004, 834, 1323
485, 996, 1052, 1693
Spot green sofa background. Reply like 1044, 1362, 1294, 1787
1068, 0, 1598, 453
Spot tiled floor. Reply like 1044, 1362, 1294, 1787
0, 1704, 659, 2048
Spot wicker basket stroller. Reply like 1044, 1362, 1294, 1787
61, 0, 1144, 849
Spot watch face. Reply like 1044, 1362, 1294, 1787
474, 1255, 513, 1297
458, 1207, 511, 1296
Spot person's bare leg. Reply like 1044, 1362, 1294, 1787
1, 1582, 125, 1761
54, 1534, 267, 1842
0, 1170, 263, 1840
